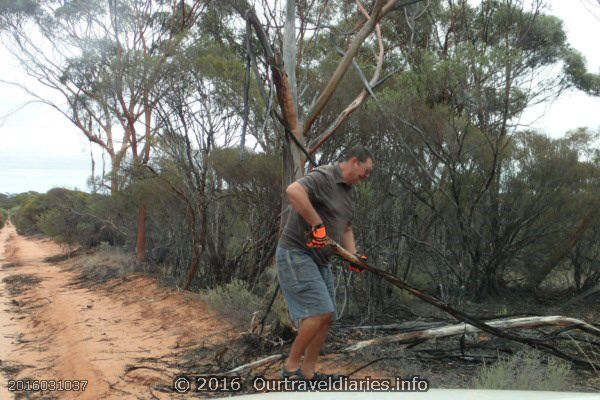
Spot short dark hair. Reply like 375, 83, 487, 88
343, 145, 373, 162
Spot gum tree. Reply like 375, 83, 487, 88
0, 0, 207, 261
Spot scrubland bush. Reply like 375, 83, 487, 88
205, 278, 291, 332
0, 208, 6, 229
75, 243, 136, 283
11, 189, 125, 247
5, 127, 600, 325
13, 193, 46, 235
206, 279, 263, 325
472, 350, 571, 391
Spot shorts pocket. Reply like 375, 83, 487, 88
288, 250, 318, 285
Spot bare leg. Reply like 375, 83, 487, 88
300, 314, 332, 378
284, 313, 332, 371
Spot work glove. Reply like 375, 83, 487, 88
307, 223, 328, 248
348, 254, 367, 273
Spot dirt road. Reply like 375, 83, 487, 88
0, 225, 235, 399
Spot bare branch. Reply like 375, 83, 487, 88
330, 239, 600, 370
344, 316, 600, 352
302, 0, 386, 135
308, 0, 386, 154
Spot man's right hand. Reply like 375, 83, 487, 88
348, 254, 367, 273
307, 223, 328, 248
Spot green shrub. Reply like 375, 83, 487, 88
206, 279, 263, 326
472, 349, 571, 391
207, 147, 281, 189
10, 188, 123, 247
37, 208, 67, 242
271, 291, 294, 331
13, 193, 45, 235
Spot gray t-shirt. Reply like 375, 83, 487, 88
278, 164, 357, 266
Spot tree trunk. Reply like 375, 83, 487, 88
277, 0, 305, 233
136, 203, 148, 262
279, 140, 306, 232
183, 203, 202, 290
532, 208, 597, 288
109, 159, 120, 195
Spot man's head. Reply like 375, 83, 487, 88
339, 145, 373, 185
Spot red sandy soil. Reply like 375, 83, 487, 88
0, 224, 235, 399
0, 225, 383, 399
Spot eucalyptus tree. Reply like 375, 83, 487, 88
432, 0, 600, 298
0, 0, 207, 261
152, 33, 244, 288
506, 129, 600, 290
1, 1, 128, 194
151, 15, 292, 287
217, 0, 433, 231
563, 49, 600, 96
339, 0, 600, 300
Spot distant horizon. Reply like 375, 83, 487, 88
1, 112, 598, 196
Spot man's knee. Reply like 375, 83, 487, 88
304, 312, 333, 325
316, 312, 333, 327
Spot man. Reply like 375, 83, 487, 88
276, 145, 373, 380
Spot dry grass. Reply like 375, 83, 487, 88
2, 274, 42, 295
70, 244, 136, 284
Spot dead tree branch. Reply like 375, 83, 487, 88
330, 238, 600, 370
223, 354, 284, 375
344, 316, 600, 352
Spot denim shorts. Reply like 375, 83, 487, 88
276, 246, 337, 327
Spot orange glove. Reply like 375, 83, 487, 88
348, 254, 367, 273
307, 223, 328, 248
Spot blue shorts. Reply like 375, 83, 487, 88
276, 246, 337, 327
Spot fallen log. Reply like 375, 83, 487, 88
344, 321, 446, 332
344, 315, 600, 352
329, 238, 600, 371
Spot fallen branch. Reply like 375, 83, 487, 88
347, 356, 409, 377
329, 238, 600, 370
344, 316, 600, 352
344, 320, 446, 331
223, 354, 284, 375
124, 365, 169, 375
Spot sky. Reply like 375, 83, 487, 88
0, 0, 599, 195
0, 49, 95, 194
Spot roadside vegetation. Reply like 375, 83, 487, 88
472, 350, 571, 391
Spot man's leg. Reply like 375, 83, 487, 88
300, 312, 332, 378
284, 312, 332, 371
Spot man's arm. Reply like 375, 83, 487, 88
342, 223, 357, 254
286, 182, 323, 227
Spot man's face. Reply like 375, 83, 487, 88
349, 157, 373, 184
